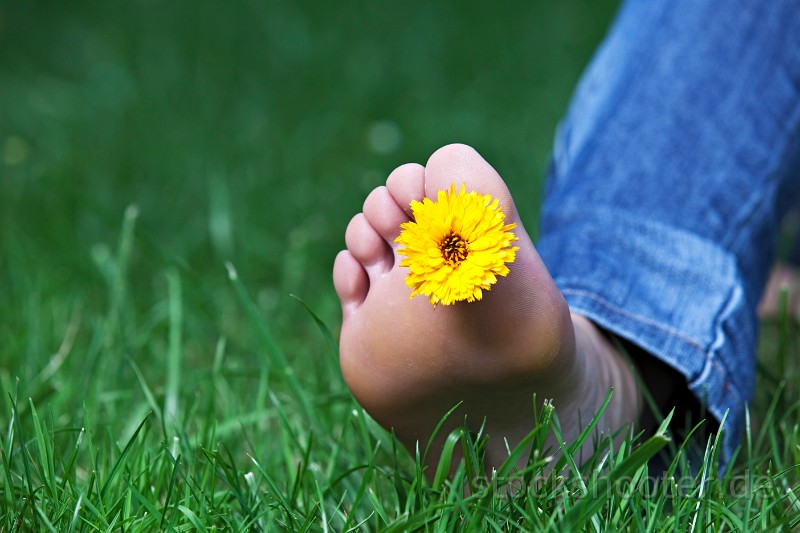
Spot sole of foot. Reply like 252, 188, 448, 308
333, 144, 641, 474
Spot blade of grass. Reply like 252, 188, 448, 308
57, 427, 84, 501
422, 402, 463, 468
248, 453, 296, 528
127, 358, 163, 427
176, 505, 206, 530
122, 477, 162, 522
99, 412, 151, 499
159, 451, 181, 530
291, 294, 339, 358
29, 399, 54, 499
343, 441, 381, 531
164, 268, 183, 427
432, 427, 465, 492
10, 390, 35, 513
226, 262, 314, 423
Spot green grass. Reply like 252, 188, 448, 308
2, 0, 800, 530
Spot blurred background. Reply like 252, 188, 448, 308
0, 0, 618, 416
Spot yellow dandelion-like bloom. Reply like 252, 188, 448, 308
395, 183, 519, 307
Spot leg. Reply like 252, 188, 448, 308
538, 0, 800, 461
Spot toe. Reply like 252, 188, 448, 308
386, 163, 425, 218
423, 143, 545, 310
345, 213, 394, 276
424, 143, 518, 222
362, 186, 410, 247
333, 250, 369, 316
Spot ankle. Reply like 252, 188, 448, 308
570, 315, 643, 437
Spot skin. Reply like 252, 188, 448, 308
333, 143, 643, 473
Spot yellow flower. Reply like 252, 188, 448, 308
395, 183, 519, 307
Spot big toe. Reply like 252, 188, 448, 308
424, 144, 520, 225
423, 144, 549, 309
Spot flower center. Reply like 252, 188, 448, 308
439, 231, 468, 265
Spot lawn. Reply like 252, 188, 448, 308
2, 0, 799, 530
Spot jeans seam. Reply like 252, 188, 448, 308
563, 288, 705, 351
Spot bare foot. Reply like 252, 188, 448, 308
333, 144, 641, 472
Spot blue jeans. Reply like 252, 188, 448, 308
537, 0, 800, 461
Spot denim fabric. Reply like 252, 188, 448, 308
537, 0, 800, 461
